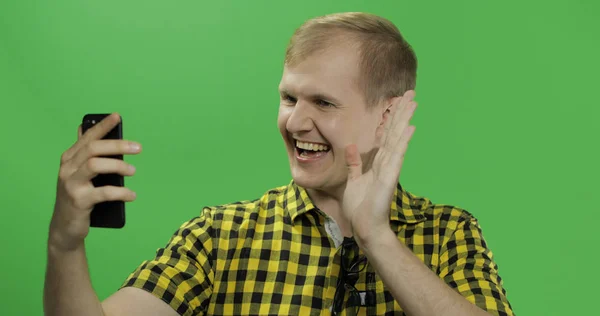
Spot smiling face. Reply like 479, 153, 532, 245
277, 40, 386, 193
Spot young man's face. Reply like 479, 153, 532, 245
277, 41, 386, 192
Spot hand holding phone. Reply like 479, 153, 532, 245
49, 113, 140, 251
81, 114, 127, 228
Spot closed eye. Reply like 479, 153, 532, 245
281, 93, 297, 104
316, 99, 334, 108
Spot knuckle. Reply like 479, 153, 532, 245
97, 187, 109, 201
84, 142, 97, 157
60, 152, 70, 164
86, 157, 98, 171
99, 186, 113, 198
64, 181, 79, 196
121, 141, 130, 153
100, 186, 120, 201
58, 167, 71, 181
71, 198, 86, 211
68, 187, 87, 210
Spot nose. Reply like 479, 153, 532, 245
286, 100, 315, 133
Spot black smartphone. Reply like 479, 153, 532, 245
81, 114, 126, 228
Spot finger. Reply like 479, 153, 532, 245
402, 90, 416, 102
81, 113, 121, 142
385, 125, 416, 178
86, 185, 137, 207
384, 99, 417, 151
397, 88, 415, 112
70, 139, 141, 169
381, 91, 415, 148
389, 90, 414, 118
345, 144, 363, 181
62, 113, 121, 164
72, 113, 122, 154
376, 97, 400, 148
61, 124, 85, 164
391, 90, 415, 126
72, 157, 136, 183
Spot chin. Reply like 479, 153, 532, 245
284, 144, 345, 191
290, 166, 324, 189
289, 164, 346, 193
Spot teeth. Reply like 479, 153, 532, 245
296, 141, 330, 151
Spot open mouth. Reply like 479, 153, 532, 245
294, 140, 331, 160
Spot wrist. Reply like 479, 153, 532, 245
355, 225, 396, 254
48, 214, 88, 253
48, 230, 85, 254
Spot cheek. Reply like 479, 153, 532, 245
277, 106, 291, 132
353, 118, 380, 150
316, 116, 353, 152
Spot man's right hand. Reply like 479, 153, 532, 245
49, 113, 141, 251
45, 113, 179, 316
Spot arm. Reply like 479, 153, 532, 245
44, 241, 103, 316
44, 214, 213, 316
113, 213, 216, 316
342, 91, 512, 314
44, 241, 177, 316
44, 113, 179, 316
359, 217, 513, 316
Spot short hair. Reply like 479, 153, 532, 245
284, 12, 417, 107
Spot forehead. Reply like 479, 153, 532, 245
279, 44, 362, 100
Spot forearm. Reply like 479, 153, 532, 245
44, 239, 105, 316
359, 230, 490, 316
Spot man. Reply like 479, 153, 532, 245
44, 12, 514, 316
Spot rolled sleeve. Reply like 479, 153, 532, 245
438, 216, 515, 316
121, 210, 215, 316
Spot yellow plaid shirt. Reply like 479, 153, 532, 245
121, 181, 514, 315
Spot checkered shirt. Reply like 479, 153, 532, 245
121, 180, 514, 315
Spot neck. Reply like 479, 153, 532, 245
306, 185, 353, 237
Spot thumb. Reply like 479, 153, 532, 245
345, 144, 363, 180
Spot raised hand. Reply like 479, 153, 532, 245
49, 113, 141, 251
342, 90, 417, 245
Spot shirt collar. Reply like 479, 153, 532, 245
283, 180, 317, 222
390, 182, 427, 224
283, 180, 427, 224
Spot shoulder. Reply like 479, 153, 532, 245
198, 184, 288, 225
406, 189, 481, 234
401, 189, 492, 259
166, 184, 289, 250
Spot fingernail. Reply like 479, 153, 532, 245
129, 164, 136, 172
130, 143, 141, 151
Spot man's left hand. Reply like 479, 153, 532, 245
342, 90, 417, 246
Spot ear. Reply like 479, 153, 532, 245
379, 97, 400, 126
375, 97, 400, 146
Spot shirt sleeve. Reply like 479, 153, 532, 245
120, 210, 215, 316
438, 215, 515, 316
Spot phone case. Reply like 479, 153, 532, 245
81, 114, 126, 228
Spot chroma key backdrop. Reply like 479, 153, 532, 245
0, 0, 598, 315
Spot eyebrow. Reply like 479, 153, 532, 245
279, 89, 342, 105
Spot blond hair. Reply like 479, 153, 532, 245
284, 12, 417, 107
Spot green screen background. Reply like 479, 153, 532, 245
1, 0, 598, 315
